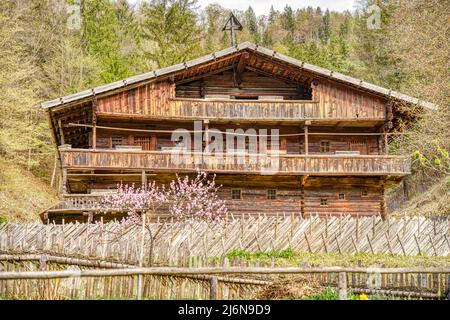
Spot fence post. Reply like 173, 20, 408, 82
338, 272, 347, 300
39, 254, 48, 271
210, 276, 218, 300
137, 214, 146, 300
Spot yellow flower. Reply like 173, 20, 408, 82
359, 293, 369, 300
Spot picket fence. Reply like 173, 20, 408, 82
1, 215, 449, 266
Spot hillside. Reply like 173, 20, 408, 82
390, 176, 450, 217
0, 158, 58, 223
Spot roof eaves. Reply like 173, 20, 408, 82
41, 42, 437, 111
41, 45, 243, 110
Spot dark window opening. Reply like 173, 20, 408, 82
320, 198, 328, 206
231, 189, 242, 200
267, 189, 277, 200
112, 136, 124, 148
361, 190, 368, 197
233, 96, 258, 100
320, 141, 330, 153
134, 136, 151, 150
338, 193, 345, 200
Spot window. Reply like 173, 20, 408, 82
320, 141, 330, 153
234, 96, 258, 100
320, 199, 328, 206
231, 189, 242, 200
267, 189, 277, 200
112, 135, 124, 148
134, 136, 151, 150
361, 190, 368, 197
338, 193, 345, 200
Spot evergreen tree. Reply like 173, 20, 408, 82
245, 6, 259, 44
281, 5, 295, 36
140, 0, 201, 68
268, 6, 277, 24
353, 0, 402, 87
81, 0, 130, 83
319, 9, 331, 43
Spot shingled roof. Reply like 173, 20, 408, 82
41, 42, 437, 110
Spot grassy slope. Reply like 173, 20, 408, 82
0, 158, 58, 222
391, 176, 450, 217
225, 250, 450, 268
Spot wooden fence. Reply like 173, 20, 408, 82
0, 255, 449, 300
1, 215, 449, 266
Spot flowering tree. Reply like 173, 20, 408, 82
100, 181, 167, 223
167, 172, 227, 222
99, 172, 227, 223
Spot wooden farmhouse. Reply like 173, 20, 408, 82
40, 42, 435, 223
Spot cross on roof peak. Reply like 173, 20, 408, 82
222, 13, 243, 47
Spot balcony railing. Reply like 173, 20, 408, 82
97, 98, 385, 121
60, 148, 411, 176
166, 98, 322, 120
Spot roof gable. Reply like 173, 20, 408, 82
41, 42, 436, 111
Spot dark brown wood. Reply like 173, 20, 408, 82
42, 51, 414, 222
304, 124, 309, 155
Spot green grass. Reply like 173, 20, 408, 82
225, 248, 295, 260
0, 157, 58, 222
222, 249, 450, 268
302, 288, 399, 300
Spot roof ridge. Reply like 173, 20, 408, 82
41, 42, 436, 110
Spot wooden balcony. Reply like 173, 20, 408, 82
96, 98, 385, 122
167, 98, 321, 121
60, 148, 411, 176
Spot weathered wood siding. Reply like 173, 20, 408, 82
313, 79, 386, 119
175, 70, 311, 99
92, 125, 379, 155
57, 182, 384, 217
97, 82, 174, 116
220, 189, 382, 216
219, 187, 302, 214
94, 73, 387, 121
167, 99, 320, 120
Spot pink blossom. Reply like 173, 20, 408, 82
99, 171, 227, 223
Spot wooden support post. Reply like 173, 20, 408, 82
403, 178, 409, 201
300, 176, 307, 218
384, 132, 388, 155
338, 272, 347, 300
204, 120, 209, 151
137, 214, 146, 300
235, 52, 249, 85
39, 255, 48, 271
141, 171, 147, 189
380, 184, 387, 220
92, 110, 97, 149
210, 276, 218, 300
61, 168, 67, 195
304, 123, 310, 155
58, 119, 65, 145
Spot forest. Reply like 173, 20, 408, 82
0, 0, 448, 221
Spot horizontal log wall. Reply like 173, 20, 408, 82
54, 185, 382, 218
220, 186, 381, 216
92, 125, 379, 155
60, 149, 411, 176
175, 70, 310, 99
